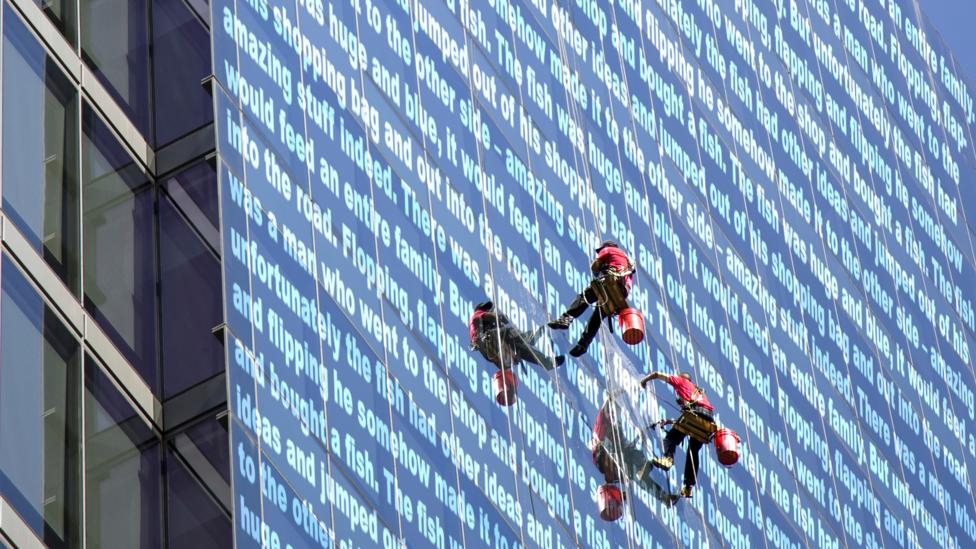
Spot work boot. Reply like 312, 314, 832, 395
680, 485, 693, 498
569, 342, 588, 357
548, 315, 573, 330
651, 455, 673, 471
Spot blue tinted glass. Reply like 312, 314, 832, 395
161, 160, 218, 243
2, 5, 80, 294
0, 256, 80, 548
80, 0, 150, 138
82, 104, 158, 392
151, 0, 213, 146
182, 416, 231, 484
166, 419, 231, 549
159, 190, 222, 398
84, 356, 161, 549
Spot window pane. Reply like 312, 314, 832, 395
85, 355, 161, 549
79, 0, 151, 138
34, 0, 77, 46
0, 256, 81, 549
162, 160, 218, 232
159, 188, 221, 398
82, 104, 158, 392
152, 0, 212, 146
2, 5, 80, 295
166, 418, 231, 548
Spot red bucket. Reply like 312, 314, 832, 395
714, 428, 740, 466
493, 370, 517, 406
617, 307, 645, 345
597, 484, 623, 521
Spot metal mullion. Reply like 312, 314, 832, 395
152, 176, 162, 402
77, 64, 83, 311
76, 86, 88, 549
79, 341, 87, 549
145, 0, 156, 152
0, 497, 46, 549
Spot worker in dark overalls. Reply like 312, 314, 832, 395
469, 301, 564, 371
548, 241, 635, 357
591, 397, 649, 484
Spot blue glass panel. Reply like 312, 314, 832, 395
165, 438, 232, 548
159, 189, 222, 398
80, 0, 151, 138
2, 4, 80, 294
82, 104, 158, 392
84, 356, 161, 549
161, 160, 219, 232
0, 256, 80, 548
152, 0, 213, 146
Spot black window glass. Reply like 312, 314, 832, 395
152, 0, 213, 146
0, 256, 81, 549
82, 104, 158, 392
162, 159, 218, 232
159, 183, 221, 399
84, 355, 161, 549
166, 418, 231, 548
79, 0, 151, 138
2, 5, 80, 295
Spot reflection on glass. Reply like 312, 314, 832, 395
159, 188, 221, 399
166, 418, 231, 548
34, 0, 77, 46
79, 0, 151, 138
82, 103, 158, 392
2, 5, 80, 294
84, 355, 161, 548
151, 0, 213, 146
162, 160, 218, 232
0, 256, 80, 548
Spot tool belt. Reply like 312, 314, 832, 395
590, 269, 632, 317
672, 409, 717, 444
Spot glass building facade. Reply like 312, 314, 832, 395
1, 0, 975, 548
0, 1, 227, 547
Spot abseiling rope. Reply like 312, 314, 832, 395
540, 2, 651, 546
592, 5, 734, 543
